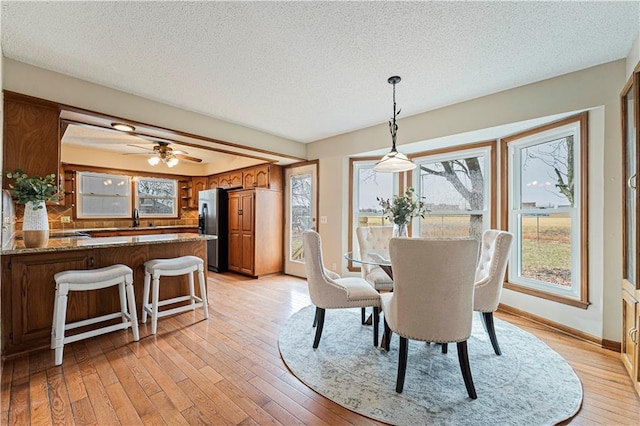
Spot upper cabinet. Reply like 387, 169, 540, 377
3, 92, 61, 189
212, 164, 282, 191
192, 176, 208, 207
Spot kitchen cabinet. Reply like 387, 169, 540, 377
3, 92, 61, 190
192, 176, 208, 207
621, 62, 640, 396
1, 250, 91, 354
180, 180, 192, 209
218, 171, 242, 189
208, 176, 218, 189
228, 188, 283, 277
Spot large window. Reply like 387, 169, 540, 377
136, 177, 178, 217
502, 113, 588, 307
348, 159, 398, 270
411, 142, 495, 239
77, 172, 131, 218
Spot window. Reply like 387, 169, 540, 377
136, 177, 178, 217
348, 158, 398, 270
411, 142, 495, 239
77, 172, 131, 218
502, 113, 588, 308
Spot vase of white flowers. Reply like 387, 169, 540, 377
377, 187, 426, 237
5, 169, 63, 248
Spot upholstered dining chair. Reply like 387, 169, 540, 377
356, 226, 394, 324
381, 237, 479, 398
302, 230, 381, 349
473, 229, 514, 355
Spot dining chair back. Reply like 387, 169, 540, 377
356, 226, 394, 324
474, 229, 514, 355
302, 230, 381, 348
381, 237, 479, 397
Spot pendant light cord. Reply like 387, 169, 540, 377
389, 76, 400, 152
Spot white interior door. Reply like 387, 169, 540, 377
284, 163, 318, 277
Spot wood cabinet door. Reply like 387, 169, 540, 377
217, 173, 230, 189
243, 170, 256, 188
240, 192, 254, 234
208, 176, 219, 189
241, 233, 254, 274
228, 172, 243, 188
254, 165, 270, 188
3, 95, 61, 189
192, 177, 208, 207
8, 251, 90, 347
622, 290, 639, 380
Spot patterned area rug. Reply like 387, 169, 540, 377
278, 305, 582, 425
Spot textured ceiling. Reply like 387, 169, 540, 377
1, 1, 639, 143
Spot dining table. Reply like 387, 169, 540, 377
343, 250, 394, 280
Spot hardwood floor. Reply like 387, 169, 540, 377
1, 272, 639, 425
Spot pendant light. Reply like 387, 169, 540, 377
373, 76, 416, 173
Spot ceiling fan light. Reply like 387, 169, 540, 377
373, 150, 416, 173
167, 157, 179, 168
148, 156, 160, 166
111, 122, 136, 132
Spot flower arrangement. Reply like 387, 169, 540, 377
377, 187, 426, 225
5, 169, 64, 209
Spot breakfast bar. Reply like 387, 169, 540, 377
1, 233, 215, 357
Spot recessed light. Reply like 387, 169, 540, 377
111, 122, 136, 132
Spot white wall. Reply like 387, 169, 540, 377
309, 60, 626, 342
627, 34, 640, 78
2, 59, 307, 160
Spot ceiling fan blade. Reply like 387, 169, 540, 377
176, 154, 203, 163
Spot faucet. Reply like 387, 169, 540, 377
133, 208, 140, 227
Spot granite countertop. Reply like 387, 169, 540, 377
1, 233, 216, 255
51, 225, 198, 236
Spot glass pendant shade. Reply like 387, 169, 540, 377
374, 150, 416, 173
167, 157, 179, 168
148, 156, 160, 166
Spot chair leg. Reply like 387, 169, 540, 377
312, 309, 318, 327
441, 343, 448, 354
125, 279, 140, 341
483, 312, 501, 355
396, 336, 408, 393
372, 307, 379, 347
383, 318, 392, 351
53, 286, 69, 366
141, 271, 151, 324
361, 307, 366, 324
457, 341, 477, 399
197, 266, 209, 319
151, 275, 160, 335
312, 307, 325, 349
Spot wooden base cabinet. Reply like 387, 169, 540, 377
228, 189, 282, 277
622, 288, 640, 395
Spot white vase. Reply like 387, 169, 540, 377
393, 223, 408, 237
22, 201, 49, 248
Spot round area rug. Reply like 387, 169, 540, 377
278, 305, 582, 425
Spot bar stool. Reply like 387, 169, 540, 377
141, 255, 209, 334
52, 264, 139, 366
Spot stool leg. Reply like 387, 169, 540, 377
51, 286, 60, 349
141, 271, 151, 324
151, 274, 160, 335
197, 265, 209, 319
118, 281, 128, 324
53, 284, 69, 366
188, 271, 196, 310
125, 277, 140, 341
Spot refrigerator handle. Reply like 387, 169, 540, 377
198, 203, 208, 234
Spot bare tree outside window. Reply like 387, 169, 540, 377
137, 178, 177, 216
290, 174, 312, 261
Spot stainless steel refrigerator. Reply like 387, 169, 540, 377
198, 188, 228, 272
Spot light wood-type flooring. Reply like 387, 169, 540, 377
1, 272, 639, 425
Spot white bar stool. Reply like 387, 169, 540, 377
52, 264, 139, 366
141, 255, 209, 334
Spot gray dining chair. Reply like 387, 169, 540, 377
473, 229, 514, 355
381, 237, 479, 398
303, 230, 381, 348
356, 226, 394, 324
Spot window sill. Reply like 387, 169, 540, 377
504, 282, 590, 309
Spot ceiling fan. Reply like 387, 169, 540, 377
125, 141, 203, 167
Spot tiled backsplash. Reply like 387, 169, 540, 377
15, 204, 199, 230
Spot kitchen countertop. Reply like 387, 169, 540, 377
1, 233, 215, 255
50, 225, 198, 236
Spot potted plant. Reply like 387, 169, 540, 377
5, 169, 63, 248
377, 187, 427, 237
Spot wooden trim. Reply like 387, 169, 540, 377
62, 163, 190, 180
3, 91, 60, 110
284, 159, 318, 169
497, 303, 617, 350
501, 112, 590, 307
503, 282, 589, 309
407, 139, 496, 160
